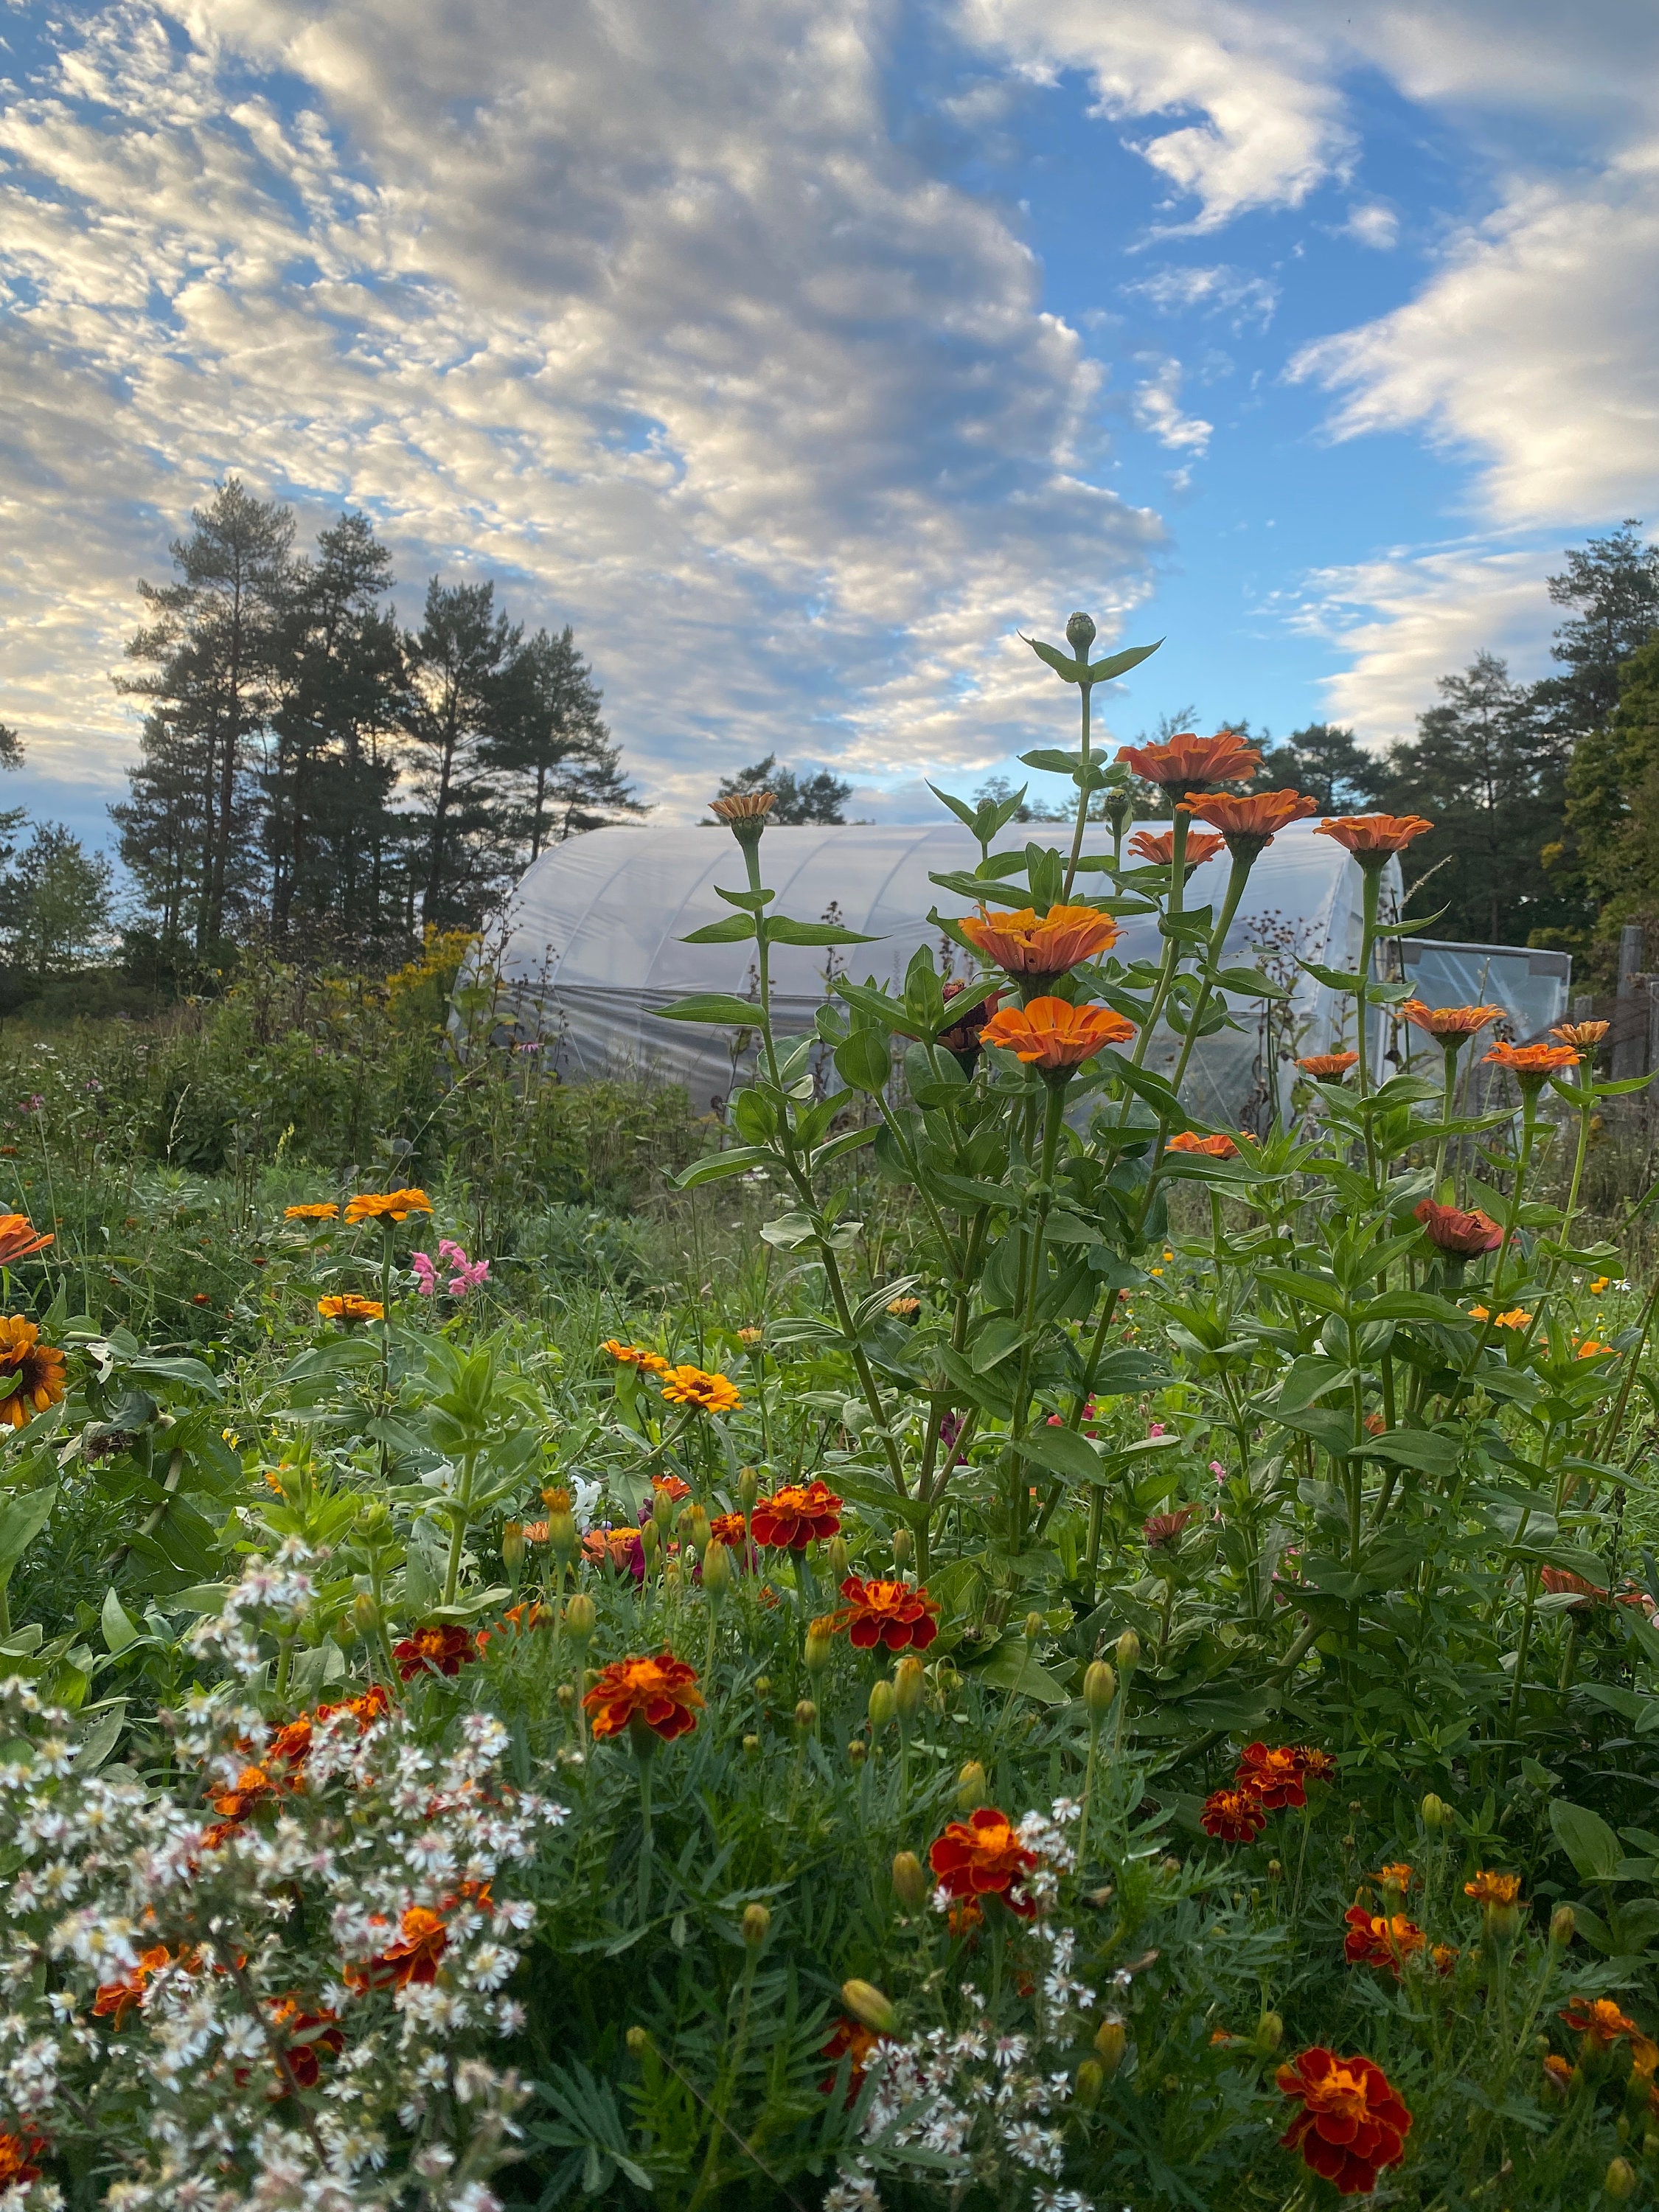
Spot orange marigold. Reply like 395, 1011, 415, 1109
345, 1904, 448, 1991
959, 903, 1119, 978
584, 1649, 705, 1742
343, 1188, 431, 1224
652, 1472, 692, 1500
284, 1202, 340, 1222
660, 1363, 742, 1413
602, 1339, 670, 1374
750, 1481, 843, 1550
1202, 1788, 1267, 1842
820, 2017, 883, 2102
1343, 1905, 1427, 1976
0, 1316, 66, 1428
0, 1214, 52, 1265
1298, 1052, 1358, 1079
1562, 1997, 1641, 2049
1463, 1870, 1522, 1906
1315, 814, 1434, 864
392, 1624, 477, 1681
1399, 1000, 1503, 1041
0, 2134, 48, 2188
317, 1294, 383, 1323
1127, 827, 1227, 868
1276, 2046, 1412, 2196
1237, 1742, 1307, 1810
928, 1805, 1038, 1919
980, 996, 1135, 1071
1182, 787, 1320, 855
475, 1601, 551, 1653
93, 1943, 173, 2028
209, 1764, 276, 1820
821, 1574, 940, 1652
1116, 731, 1263, 791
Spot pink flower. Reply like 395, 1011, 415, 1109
437, 1239, 490, 1295
1147, 1422, 1166, 1439
1210, 1460, 1227, 1482
410, 1252, 439, 1297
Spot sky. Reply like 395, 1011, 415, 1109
4, 0, 1659, 846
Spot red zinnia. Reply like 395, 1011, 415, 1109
1201, 1788, 1266, 1842
392, 1624, 477, 1681
749, 1481, 843, 1550
1277, 2046, 1411, 2196
1414, 1199, 1504, 1256
928, 1806, 1038, 1919
821, 1575, 940, 1651
583, 1649, 705, 1742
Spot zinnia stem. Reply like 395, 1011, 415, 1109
1062, 675, 1093, 902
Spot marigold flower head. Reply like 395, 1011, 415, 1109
959, 902, 1119, 978
750, 1481, 843, 1550
709, 1509, 753, 1554
821, 2017, 883, 2102
1551, 1019, 1609, 1049
316, 1294, 384, 1323
284, 1202, 340, 1222
584, 1648, 705, 1742
1201, 1787, 1267, 1842
602, 1338, 670, 1374
1276, 2045, 1411, 2195
1413, 1199, 1505, 1256
1315, 813, 1434, 866
94, 1943, 173, 2028
1344, 1905, 1427, 1976
209, 1764, 276, 1820
0, 1315, 66, 1428
1562, 1997, 1641, 2048
1295, 1746, 1336, 1784
0, 2135, 48, 2188
1116, 730, 1263, 793
1298, 1051, 1359, 1079
266, 1999, 344, 2090
660, 1363, 742, 1413
0, 1214, 52, 1265
652, 1472, 691, 1501
928, 1805, 1038, 1918
1182, 787, 1320, 856
1127, 826, 1228, 869
822, 1574, 940, 1652
583, 1526, 646, 1580
345, 1904, 448, 1992
1482, 1040, 1579, 1085
1237, 1742, 1307, 1811
1167, 1130, 1239, 1159
1464, 1870, 1522, 1907
392, 1624, 477, 1681
979, 995, 1135, 1071
475, 1600, 551, 1653
1400, 1000, 1503, 1041
343, 1187, 432, 1224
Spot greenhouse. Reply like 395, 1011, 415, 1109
484, 820, 1571, 1122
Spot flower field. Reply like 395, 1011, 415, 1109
0, 621, 1655, 2211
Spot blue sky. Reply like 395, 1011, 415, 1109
4, 0, 1659, 849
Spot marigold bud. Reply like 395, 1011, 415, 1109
501, 1520, 525, 1573
547, 1509, 578, 1562
794, 1698, 817, 1732
640, 1520, 661, 1561
892, 1527, 914, 1568
684, 1505, 711, 1558
653, 1487, 674, 1533
1021, 1612, 1043, 1646
1116, 1629, 1141, 1672
1161, 1857, 1181, 1881
557, 1684, 574, 1709
804, 1623, 833, 1677
1606, 2157, 1638, 2200
352, 1590, 380, 1634
827, 1534, 850, 1579
841, 1980, 896, 2034
702, 1540, 733, 1601
1267, 1858, 1283, 1881
564, 1592, 597, 1644
1420, 1791, 1449, 1829
742, 1733, 760, 1754
742, 1903, 771, 1947
1550, 1904, 1575, 1950
1083, 1660, 1116, 1718
848, 1739, 866, 1764
891, 1851, 927, 1910
626, 2025, 651, 2057
868, 1680, 897, 1730
1094, 2020, 1127, 2074
894, 1655, 925, 1722
1074, 2057, 1103, 2108
1254, 2011, 1283, 2055
956, 1759, 989, 1811
754, 1676, 771, 1697
738, 1467, 759, 1513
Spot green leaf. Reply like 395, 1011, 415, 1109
673, 1146, 773, 1189
0, 1486, 55, 1577
101, 1586, 139, 1655
765, 917, 880, 947
1360, 1289, 1471, 1325
1551, 1798, 1621, 1882
1014, 1426, 1103, 1483
834, 1029, 894, 1095
713, 883, 773, 911
1300, 959, 1360, 992
811, 1125, 878, 1169
1086, 639, 1162, 684
1357, 1430, 1461, 1478
653, 994, 763, 1025
679, 914, 757, 945
1018, 747, 1083, 776
972, 1637, 1070, 1703
1022, 635, 1082, 682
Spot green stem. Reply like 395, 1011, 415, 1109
1062, 680, 1094, 902
1002, 1077, 1069, 1545
442, 1451, 476, 1607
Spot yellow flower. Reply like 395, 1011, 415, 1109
660, 1365, 742, 1414
284, 1203, 340, 1222
1493, 1308, 1531, 1329
343, 1189, 432, 1225
1589, 1275, 1610, 1295
317, 1295, 385, 1324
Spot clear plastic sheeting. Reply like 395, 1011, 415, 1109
480, 821, 1405, 1123
1399, 939, 1571, 1046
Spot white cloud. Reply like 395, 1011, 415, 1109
1339, 201, 1398, 249
1126, 262, 1279, 329
0, 0, 1167, 822
1131, 358, 1212, 453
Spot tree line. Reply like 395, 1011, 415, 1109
111, 480, 639, 975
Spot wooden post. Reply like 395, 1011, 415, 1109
1614, 923, 1645, 1080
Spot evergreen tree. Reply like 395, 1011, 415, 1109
711, 754, 851, 825
401, 580, 521, 928
0, 824, 113, 983
1536, 521, 1659, 736
484, 626, 641, 859
1254, 723, 1372, 812
116, 480, 294, 954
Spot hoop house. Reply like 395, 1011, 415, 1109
483, 821, 1436, 1123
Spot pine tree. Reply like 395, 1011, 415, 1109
401, 580, 521, 928
484, 626, 641, 859
1254, 723, 1372, 812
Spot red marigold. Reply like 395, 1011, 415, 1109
267, 1997, 344, 2091
1201, 1787, 1267, 1843
583, 1649, 705, 1743
1296, 1747, 1335, 1784
820, 2017, 883, 2102
392, 1624, 478, 1681
1236, 1742, 1307, 1810
1276, 2045, 1411, 2196
0, 2133, 48, 2188
1116, 731, 1263, 792
344, 1905, 448, 1992
750, 1481, 843, 1550
94, 1943, 173, 2028
928, 1806, 1038, 1918
1414, 1199, 1505, 1256
821, 1574, 940, 1651
1343, 1906, 1427, 1977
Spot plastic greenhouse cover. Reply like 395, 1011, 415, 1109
476, 820, 1405, 1124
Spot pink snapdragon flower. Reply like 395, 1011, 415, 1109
410, 1239, 492, 1298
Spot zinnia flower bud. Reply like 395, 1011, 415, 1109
827, 1534, 850, 1579
1254, 2011, 1283, 2055
1066, 610, 1097, 656
1606, 2157, 1638, 2200
1074, 2057, 1104, 2108
742, 1903, 771, 1947
868, 1680, 897, 1729
564, 1592, 597, 1644
1420, 1792, 1449, 1829
1116, 1628, 1141, 1672
841, 1980, 896, 2034
804, 1623, 833, 1677
891, 1851, 927, 1910
956, 1759, 988, 1811
892, 1527, 914, 1568
893, 1655, 925, 1722
1094, 2020, 1127, 2074
1083, 1660, 1116, 1717
1551, 1904, 1576, 1950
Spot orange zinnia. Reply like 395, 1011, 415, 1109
1116, 731, 1262, 792
751, 1481, 843, 1549
1127, 827, 1226, 868
959, 904, 1119, 979
820, 1574, 940, 1651
709, 790, 776, 823
317, 1294, 383, 1323
343, 1188, 432, 1224
1400, 1001, 1503, 1042
0, 1316, 66, 1428
602, 1339, 670, 1374
1182, 788, 1319, 856
583, 1649, 705, 1742
1167, 1130, 1239, 1160
0, 1214, 52, 1265
1315, 814, 1434, 866
1276, 2047, 1411, 2197
1343, 1906, 1427, 1976
1551, 1019, 1609, 1050
1201, 1787, 1266, 1842
660, 1364, 742, 1413
284, 1202, 340, 1222
392, 1624, 477, 1680
980, 996, 1135, 1071
1483, 1041, 1579, 1086
346, 1905, 448, 1991
1298, 1052, 1358, 1079
1414, 1200, 1504, 1256
928, 1805, 1038, 1918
